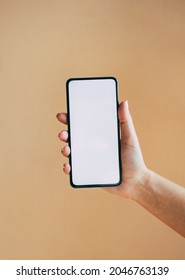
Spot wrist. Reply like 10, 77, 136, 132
130, 167, 152, 202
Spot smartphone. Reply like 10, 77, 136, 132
66, 77, 122, 188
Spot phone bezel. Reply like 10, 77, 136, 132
66, 76, 122, 188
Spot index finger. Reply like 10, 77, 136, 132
56, 113, 68, 125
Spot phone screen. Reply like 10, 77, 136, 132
66, 77, 121, 188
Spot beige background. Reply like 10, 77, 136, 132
0, 0, 185, 259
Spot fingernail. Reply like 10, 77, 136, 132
63, 131, 68, 138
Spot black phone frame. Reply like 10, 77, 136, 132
66, 76, 122, 188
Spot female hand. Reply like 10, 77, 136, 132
56, 100, 148, 199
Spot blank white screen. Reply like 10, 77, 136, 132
68, 78, 120, 186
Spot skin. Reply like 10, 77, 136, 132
57, 100, 185, 238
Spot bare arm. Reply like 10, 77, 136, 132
57, 100, 185, 238
133, 169, 185, 237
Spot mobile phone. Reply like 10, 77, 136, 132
66, 77, 122, 188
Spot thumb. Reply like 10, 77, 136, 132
118, 100, 139, 147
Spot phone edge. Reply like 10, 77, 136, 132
66, 76, 122, 189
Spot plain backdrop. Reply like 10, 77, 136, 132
0, 0, 185, 259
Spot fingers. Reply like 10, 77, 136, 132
56, 113, 68, 125
61, 146, 71, 174
57, 113, 71, 174
60, 138, 71, 174
61, 145, 70, 157
58, 130, 68, 142
63, 163, 71, 175
56, 113, 71, 174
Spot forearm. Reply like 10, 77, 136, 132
132, 169, 185, 238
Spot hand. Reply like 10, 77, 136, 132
56, 100, 148, 199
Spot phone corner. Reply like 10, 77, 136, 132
109, 76, 118, 84
115, 173, 122, 187
66, 77, 74, 86
69, 177, 79, 189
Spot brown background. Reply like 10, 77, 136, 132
0, 0, 185, 259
